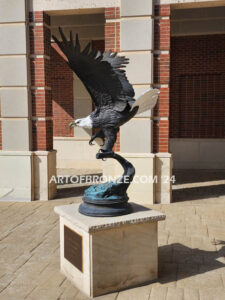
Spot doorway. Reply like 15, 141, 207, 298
170, 6, 225, 202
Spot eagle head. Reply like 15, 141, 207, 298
70, 115, 93, 128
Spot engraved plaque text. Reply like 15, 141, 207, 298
64, 225, 83, 272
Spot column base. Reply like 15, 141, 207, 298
33, 150, 57, 200
155, 153, 173, 204
0, 150, 57, 202
54, 202, 165, 298
0, 151, 34, 201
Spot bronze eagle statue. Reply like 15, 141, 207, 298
52, 28, 159, 154
53, 28, 159, 216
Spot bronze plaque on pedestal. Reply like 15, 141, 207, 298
64, 225, 83, 272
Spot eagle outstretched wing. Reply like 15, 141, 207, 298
52, 28, 135, 111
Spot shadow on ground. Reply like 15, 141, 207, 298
158, 242, 225, 283
173, 184, 225, 202
172, 169, 225, 202
173, 169, 225, 185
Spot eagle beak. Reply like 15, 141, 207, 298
69, 121, 76, 129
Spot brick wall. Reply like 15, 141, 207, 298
153, 5, 171, 153
170, 34, 225, 139
50, 43, 74, 137
30, 11, 53, 151
105, 7, 120, 53
105, 7, 120, 151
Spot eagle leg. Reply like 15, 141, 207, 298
89, 129, 105, 146
101, 127, 119, 153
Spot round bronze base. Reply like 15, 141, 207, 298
79, 202, 133, 217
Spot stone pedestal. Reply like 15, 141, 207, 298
54, 203, 165, 298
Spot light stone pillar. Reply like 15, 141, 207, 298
0, 0, 56, 201
155, 153, 172, 204
120, 0, 154, 153
103, 0, 156, 204
103, 1, 172, 204
0, 0, 33, 201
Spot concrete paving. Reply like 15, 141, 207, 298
0, 190, 225, 299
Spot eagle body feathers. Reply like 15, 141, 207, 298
53, 28, 158, 152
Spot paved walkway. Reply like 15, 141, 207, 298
0, 194, 225, 299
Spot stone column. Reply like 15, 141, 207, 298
120, 0, 154, 153
103, 1, 172, 204
0, 0, 34, 201
105, 7, 121, 152
0, 0, 56, 201
153, 4, 172, 203
116, 0, 155, 204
